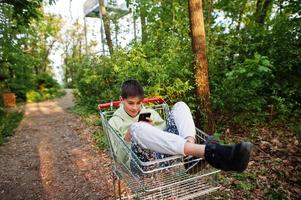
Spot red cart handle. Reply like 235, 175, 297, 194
97, 97, 165, 110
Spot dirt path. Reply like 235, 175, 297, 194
0, 89, 113, 200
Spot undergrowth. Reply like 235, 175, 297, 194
69, 104, 107, 149
0, 109, 23, 144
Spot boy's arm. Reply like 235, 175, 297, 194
109, 117, 131, 142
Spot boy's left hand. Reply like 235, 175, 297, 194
124, 128, 132, 142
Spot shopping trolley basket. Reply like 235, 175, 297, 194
98, 97, 220, 199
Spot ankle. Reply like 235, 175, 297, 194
184, 142, 205, 158
185, 136, 195, 144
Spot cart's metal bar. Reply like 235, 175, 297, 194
120, 162, 219, 193
144, 170, 220, 192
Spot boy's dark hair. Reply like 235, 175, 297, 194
121, 80, 144, 99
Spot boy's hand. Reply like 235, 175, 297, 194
124, 128, 132, 142
145, 117, 154, 125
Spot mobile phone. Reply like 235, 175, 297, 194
138, 112, 151, 122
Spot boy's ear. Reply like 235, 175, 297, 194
119, 96, 123, 102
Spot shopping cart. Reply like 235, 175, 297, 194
98, 97, 220, 199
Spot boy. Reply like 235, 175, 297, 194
109, 80, 252, 173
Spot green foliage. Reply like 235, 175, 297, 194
94, 130, 108, 149
7, 78, 34, 101
267, 189, 288, 200
68, 104, 96, 117
64, 0, 300, 131
0, 110, 23, 144
2, 0, 55, 26
69, 104, 107, 149
0, 3, 62, 103
24, 73, 64, 102
64, 0, 198, 115
26, 88, 65, 103
207, 0, 300, 127
26, 90, 43, 102
215, 53, 273, 124
72, 45, 195, 112
34, 73, 60, 90
230, 172, 257, 197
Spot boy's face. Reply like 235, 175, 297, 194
120, 96, 143, 117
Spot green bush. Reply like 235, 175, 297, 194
216, 53, 273, 124
34, 73, 60, 90
0, 110, 23, 144
8, 77, 34, 101
26, 90, 43, 102
94, 130, 108, 149
24, 73, 64, 103
73, 42, 196, 114
4, 72, 62, 103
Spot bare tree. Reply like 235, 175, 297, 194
188, 0, 215, 134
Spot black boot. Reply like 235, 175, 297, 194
204, 142, 253, 172
184, 136, 219, 174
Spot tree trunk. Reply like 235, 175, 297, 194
139, 2, 147, 44
98, 0, 113, 55
100, 19, 105, 55
115, 23, 118, 46
133, 10, 137, 41
84, 18, 88, 55
188, 0, 215, 134
236, 0, 247, 31
255, 0, 273, 24
34, 65, 39, 75
40, 40, 55, 73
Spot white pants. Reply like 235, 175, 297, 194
130, 102, 196, 156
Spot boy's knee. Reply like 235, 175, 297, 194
130, 122, 149, 137
174, 101, 189, 111
131, 122, 141, 135
130, 122, 151, 147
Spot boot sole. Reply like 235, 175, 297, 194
237, 142, 253, 172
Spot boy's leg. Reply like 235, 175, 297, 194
131, 122, 252, 172
131, 101, 195, 166
130, 107, 183, 173
130, 140, 157, 175
131, 122, 188, 155
171, 102, 196, 143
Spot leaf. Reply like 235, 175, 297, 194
258, 65, 270, 72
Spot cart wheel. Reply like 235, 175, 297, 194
112, 171, 122, 200
118, 179, 121, 199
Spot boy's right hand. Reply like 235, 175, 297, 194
145, 117, 154, 125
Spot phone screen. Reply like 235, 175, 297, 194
138, 112, 151, 122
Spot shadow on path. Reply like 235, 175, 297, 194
0, 89, 113, 200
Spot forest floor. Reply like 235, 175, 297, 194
211, 123, 301, 199
0, 89, 113, 200
0, 90, 300, 200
